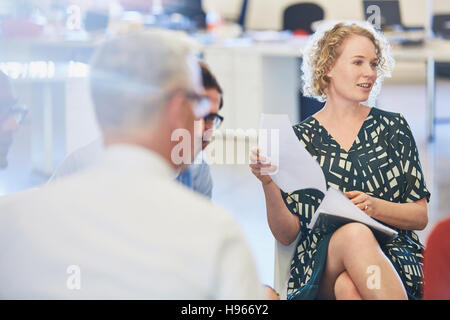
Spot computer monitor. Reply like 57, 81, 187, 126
363, 0, 402, 30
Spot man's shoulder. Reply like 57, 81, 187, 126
51, 166, 234, 227
174, 182, 237, 226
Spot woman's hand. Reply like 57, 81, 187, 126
345, 190, 379, 218
249, 147, 277, 186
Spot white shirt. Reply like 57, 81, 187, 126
48, 138, 104, 182
0, 145, 263, 299
50, 138, 213, 199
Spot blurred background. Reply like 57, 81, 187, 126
0, 0, 449, 286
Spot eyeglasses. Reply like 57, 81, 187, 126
203, 113, 224, 129
0, 101, 28, 125
184, 91, 211, 119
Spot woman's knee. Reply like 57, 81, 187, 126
334, 271, 361, 300
334, 223, 377, 245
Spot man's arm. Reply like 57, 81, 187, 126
214, 222, 264, 299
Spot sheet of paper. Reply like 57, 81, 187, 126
310, 188, 398, 237
258, 114, 327, 193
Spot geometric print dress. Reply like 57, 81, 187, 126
281, 107, 431, 300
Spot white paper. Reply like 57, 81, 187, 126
258, 114, 327, 193
309, 188, 398, 237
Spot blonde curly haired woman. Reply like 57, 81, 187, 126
250, 21, 430, 300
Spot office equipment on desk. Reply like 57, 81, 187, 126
386, 30, 425, 47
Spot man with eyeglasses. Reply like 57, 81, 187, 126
176, 61, 224, 198
49, 61, 224, 200
0, 71, 27, 169
0, 30, 263, 299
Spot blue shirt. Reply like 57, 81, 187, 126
176, 159, 213, 199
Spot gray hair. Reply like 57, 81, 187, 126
89, 29, 201, 130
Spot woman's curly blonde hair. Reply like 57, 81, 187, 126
301, 21, 395, 106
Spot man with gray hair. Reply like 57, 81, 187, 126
0, 30, 263, 299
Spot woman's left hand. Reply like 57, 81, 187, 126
345, 190, 378, 218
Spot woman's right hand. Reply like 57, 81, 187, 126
249, 147, 277, 186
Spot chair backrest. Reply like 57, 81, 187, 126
299, 93, 325, 122
164, 0, 206, 29
362, 0, 402, 30
282, 3, 324, 34
432, 14, 450, 39
273, 233, 301, 300
237, 0, 249, 31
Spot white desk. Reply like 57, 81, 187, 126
203, 37, 450, 141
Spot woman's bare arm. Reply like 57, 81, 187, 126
249, 148, 300, 245
346, 191, 428, 230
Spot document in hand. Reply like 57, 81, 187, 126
258, 114, 397, 241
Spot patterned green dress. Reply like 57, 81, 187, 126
282, 107, 430, 300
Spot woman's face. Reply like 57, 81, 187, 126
326, 34, 378, 103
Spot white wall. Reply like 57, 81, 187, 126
202, 0, 243, 20
434, 0, 450, 13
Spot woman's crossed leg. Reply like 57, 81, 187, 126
317, 222, 407, 300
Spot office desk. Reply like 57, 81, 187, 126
203, 38, 450, 141
0, 39, 99, 175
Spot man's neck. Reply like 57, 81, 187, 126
104, 131, 177, 171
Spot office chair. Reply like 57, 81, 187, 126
237, 0, 249, 32
164, 0, 206, 30
274, 233, 301, 300
299, 93, 325, 121
433, 15, 450, 79
432, 14, 450, 40
423, 217, 450, 299
282, 3, 324, 34
282, 3, 325, 122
